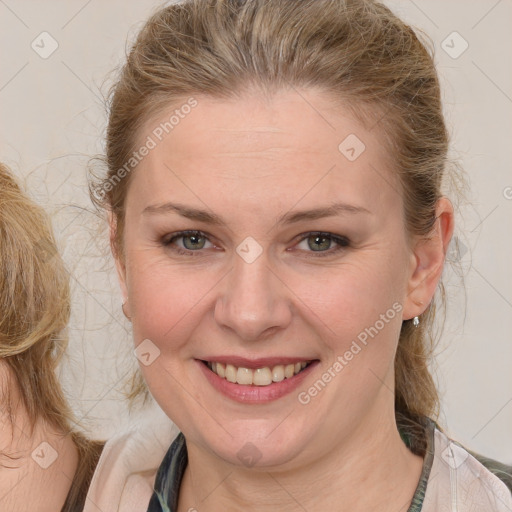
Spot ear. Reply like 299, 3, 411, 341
402, 197, 454, 320
108, 211, 129, 305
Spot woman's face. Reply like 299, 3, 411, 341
117, 89, 429, 468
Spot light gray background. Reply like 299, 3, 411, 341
0, 0, 511, 463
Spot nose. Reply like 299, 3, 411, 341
214, 249, 293, 342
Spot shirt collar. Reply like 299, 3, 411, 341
147, 418, 436, 512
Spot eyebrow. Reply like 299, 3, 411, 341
143, 201, 371, 226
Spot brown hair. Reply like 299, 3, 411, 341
91, 0, 464, 423
0, 163, 103, 510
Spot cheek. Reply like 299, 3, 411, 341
125, 229, 407, 351
294, 259, 402, 332
125, 251, 218, 352
302, 268, 403, 381
289, 256, 405, 390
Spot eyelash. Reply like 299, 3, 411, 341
161, 230, 350, 258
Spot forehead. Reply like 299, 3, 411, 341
128, 89, 401, 218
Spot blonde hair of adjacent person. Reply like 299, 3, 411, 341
0, 162, 103, 511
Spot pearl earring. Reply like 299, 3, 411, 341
413, 316, 419, 327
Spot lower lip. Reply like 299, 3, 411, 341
196, 360, 319, 404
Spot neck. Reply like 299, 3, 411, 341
0, 360, 78, 512
177, 400, 424, 512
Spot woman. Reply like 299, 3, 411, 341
87, 0, 512, 510
0, 163, 103, 511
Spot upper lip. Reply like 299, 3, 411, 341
199, 356, 317, 369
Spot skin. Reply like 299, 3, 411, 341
113, 88, 454, 511
0, 361, 78, 512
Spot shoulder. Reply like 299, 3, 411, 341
470, 451, 512, 494
84, 405, 179, 512
61, 435, 105, 512
422, 425, 512, 511
0, 361, 79, 512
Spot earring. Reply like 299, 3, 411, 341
122, 301, 131, 320
413, 316, 420, 327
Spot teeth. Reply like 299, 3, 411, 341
251, 367, 270, 385
272, 365, 285, 382
207, 360, 309, 386
225, 364, 237, 383
216, 362, 226, 378
236, 367, 253, 385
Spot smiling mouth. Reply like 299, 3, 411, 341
202, 360, 313, 386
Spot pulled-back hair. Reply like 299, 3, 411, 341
91, 0, 462, 424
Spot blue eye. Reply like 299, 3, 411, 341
163, 230, 213, 255
162, 230, 350, 257
295, 232, 350, 256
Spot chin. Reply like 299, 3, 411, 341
192, 417, 317, 471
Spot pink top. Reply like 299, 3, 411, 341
83, 408, 178, 512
